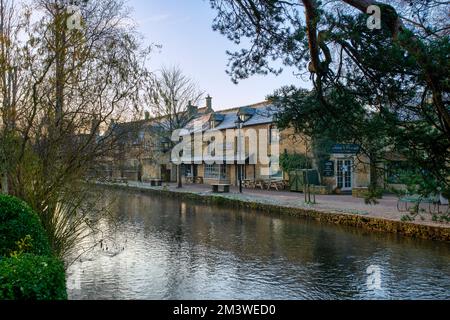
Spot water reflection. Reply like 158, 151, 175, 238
67, 189, 450, 300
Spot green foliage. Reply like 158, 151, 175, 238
0, 254, 67, 300
395, 171, 447, 199
312, 137, 335, 176
279, 152, 311, 173
364, 186, 384, 206
0, 195, 67, 300
0, 195, 51, 257
432, 215, 450, 223
401, 215, 415, 222
10, 235, 34, 259
210, 0, 450, 202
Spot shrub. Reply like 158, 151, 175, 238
0, 195, 51, 257
0, 254, 67, 300
280, 152, 312, 173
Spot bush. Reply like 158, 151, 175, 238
0, 195, 51, 257
0, 254, 67, 300
280, 152, 312, 173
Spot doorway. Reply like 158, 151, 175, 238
337, 159, 353, 191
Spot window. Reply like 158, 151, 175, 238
132, 131, 145, 145
269, 158, 283, 179
269, 127, 280, 144
239, 114, 249, 123
205, 164, 227, 179
207, 139, 216, 156
184, 165, 193, 177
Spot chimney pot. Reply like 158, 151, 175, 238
206, 95, 212, 111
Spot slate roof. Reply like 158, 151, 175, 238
182, 101, 280, 135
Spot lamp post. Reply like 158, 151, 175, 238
173, 99, 183, 189
235, 117, 244, 193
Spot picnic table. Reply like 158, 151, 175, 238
185, 176, 194, 184
243, 179, 287, 191
243, 180, 255, 189
266, 180, 286, 191
255, 180, 266, 190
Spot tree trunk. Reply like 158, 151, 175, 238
369, 153, 380, 190
1, 171, 8, 194
301, 0, 321, 74
55, 11, 66, 125
300, 0, 450, 137
177, 164, 182, 188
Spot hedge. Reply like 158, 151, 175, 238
0, 195, 51, 257
0, 194, 67, 300
0, 254, 67, 300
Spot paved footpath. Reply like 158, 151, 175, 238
111, 181, 450, 229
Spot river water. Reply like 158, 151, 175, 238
67, 189, 450, 300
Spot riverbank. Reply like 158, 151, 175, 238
96, 181, 450, 242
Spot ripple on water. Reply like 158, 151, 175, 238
68, 190, 450, 300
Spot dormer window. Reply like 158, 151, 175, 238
209, 113, 225, 129
237, 107, 256, 123
239, 113, 248, 123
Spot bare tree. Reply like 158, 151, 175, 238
145, 66, 204, 187
146, 66, 204, 132
0, 0, 152, 260
0, 0, 28, 194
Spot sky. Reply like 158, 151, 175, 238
127, 0, 310, 111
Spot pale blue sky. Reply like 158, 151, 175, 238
127, 0, 309, 110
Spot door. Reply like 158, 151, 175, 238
337, 160, 353, 191
235, 165, 244, 185
193, 165, 198, 178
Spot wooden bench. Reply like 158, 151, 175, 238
212, 184, 230, 193
150, 179, 162, 187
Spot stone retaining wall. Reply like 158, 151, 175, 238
101, 183, 450, 242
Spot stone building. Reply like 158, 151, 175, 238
175, 99, 384, 193
177, 101, 304, 186
103, 97, 400, 194
93, 114, 176, 182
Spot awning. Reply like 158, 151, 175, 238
177, 155, 254, 165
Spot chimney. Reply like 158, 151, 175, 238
144, 111, 150, 120
206, 95, 213, 112
187, 101, 198, 117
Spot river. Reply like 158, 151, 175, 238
67, 189, 450, 300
